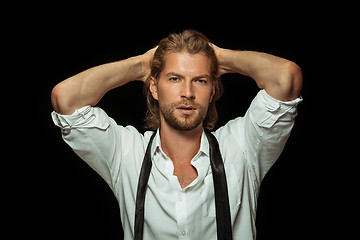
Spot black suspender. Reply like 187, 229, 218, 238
205, 131, 233, 240
134, 132, 156, 240
134, 130, 232, 240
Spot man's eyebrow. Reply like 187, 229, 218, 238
165, 72, 211, 79
165, 72, 184, 78
194, 74, 211, 79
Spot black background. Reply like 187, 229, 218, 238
13, 3, 343, 239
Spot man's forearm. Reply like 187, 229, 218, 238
216, 47, 302, 101
51, 53, 150, 115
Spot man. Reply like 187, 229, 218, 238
51, 30, 302, 239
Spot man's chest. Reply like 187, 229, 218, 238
139, 161, 244, 239
172, 162, 199, 188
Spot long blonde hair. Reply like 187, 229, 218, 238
143, 30, 223, 131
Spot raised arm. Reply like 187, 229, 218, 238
51, 47, 156, 115
212, 44, 302, 101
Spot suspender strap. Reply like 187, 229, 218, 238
134, 131, 232, 240
205, 130, 233, 240
134, 132, 156, 240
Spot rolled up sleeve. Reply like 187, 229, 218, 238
244, 90, 302, 183
51, 106, 120, 188
52, 106, 111, 134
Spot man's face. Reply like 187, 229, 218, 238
150, 52, 215, 131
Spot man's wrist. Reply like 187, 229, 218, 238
138, 47, 156, 82
122, 55, 148, 82
217, 48, 239, 75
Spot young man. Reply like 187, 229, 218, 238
51, 30, 302, 240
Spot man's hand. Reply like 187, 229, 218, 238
139, 46, 158, 82
211, 44, 235, 76
210, 43, 233, 76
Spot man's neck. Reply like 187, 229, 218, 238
159, 123, 203, 163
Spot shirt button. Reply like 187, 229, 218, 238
181, 229, 187, 236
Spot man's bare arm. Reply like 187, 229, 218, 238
213, 45, 302, 101
51, 47, 156, 115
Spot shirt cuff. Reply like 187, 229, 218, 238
253, 90, 303, 128
262, 89, 303, 106
51, 106, 110, 135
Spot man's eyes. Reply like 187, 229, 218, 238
169, 77, 180, 82
168, 77, 208, 84
196, 79, 207, 84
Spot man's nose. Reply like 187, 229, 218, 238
181, 80, 195, 100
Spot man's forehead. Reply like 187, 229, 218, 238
162, 52, 211, 76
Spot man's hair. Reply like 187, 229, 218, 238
143, 29, 223, 131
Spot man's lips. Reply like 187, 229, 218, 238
177, 105, 196, 115
177, 105, 196, 110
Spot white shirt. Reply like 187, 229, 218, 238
52, 90, 302, 240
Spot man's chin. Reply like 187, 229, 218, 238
166, 115, 203, 131
176, 123, 201, 131
171, 121, 200, 131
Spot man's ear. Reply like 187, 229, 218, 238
149, 76, 159, 100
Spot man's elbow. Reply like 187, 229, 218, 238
287, 61, 303, 99
51, 82, 74, 115
278, 61, 303, 101
51, 83, 62, 113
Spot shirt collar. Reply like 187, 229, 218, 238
199, 130, 210, 157
150, 129, 210, 158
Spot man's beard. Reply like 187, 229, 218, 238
159, 100, 208, 131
